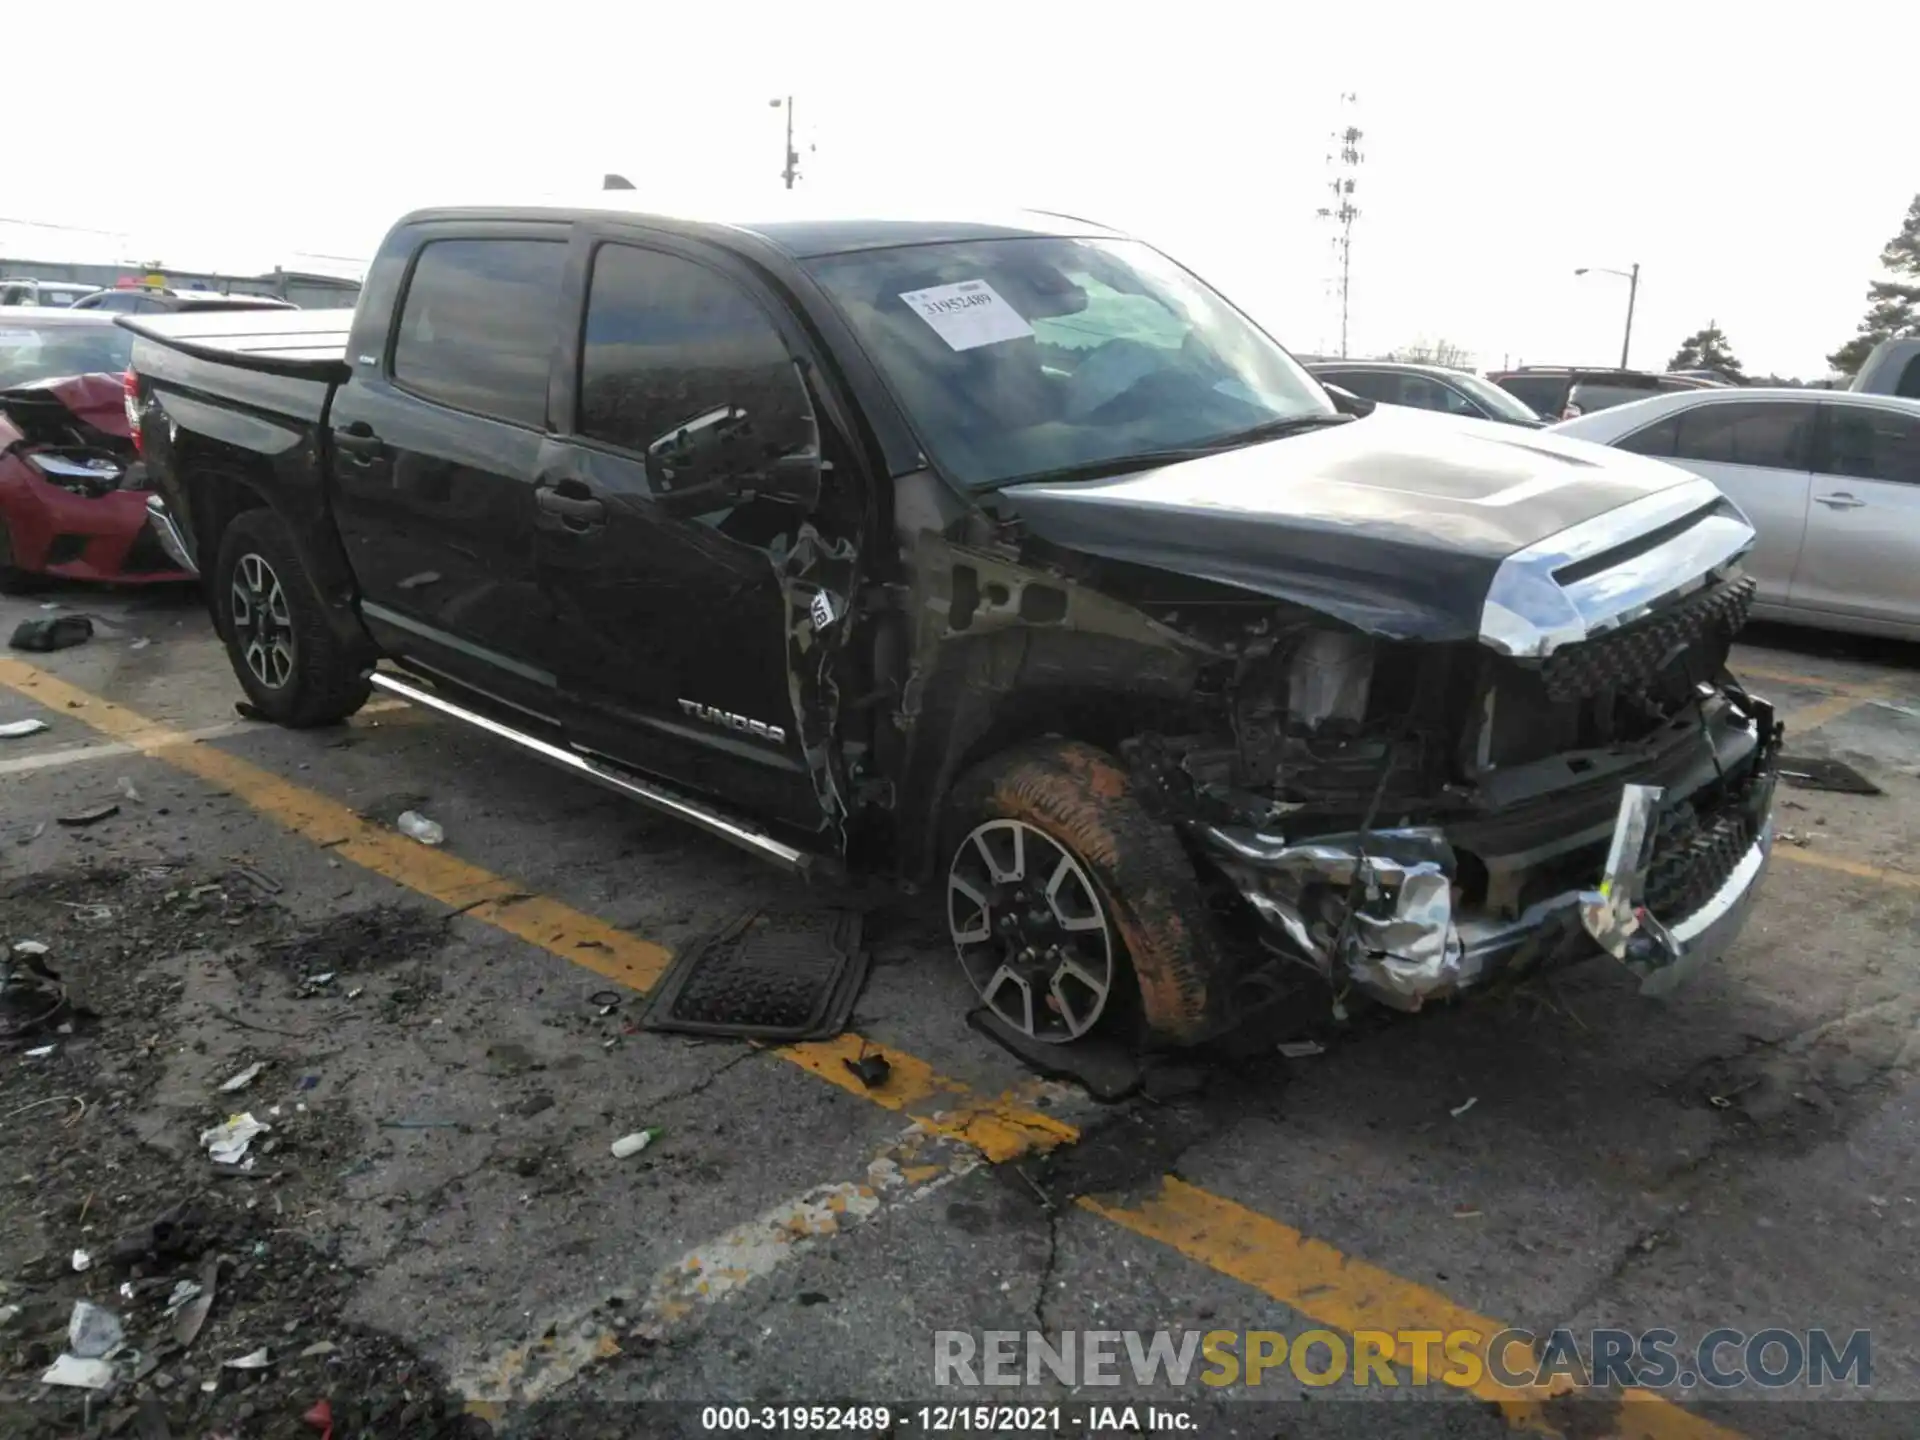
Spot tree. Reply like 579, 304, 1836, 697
1390, 337, 1475, 370
1828, 193, 1920, 378
1667, 323, 1744, 378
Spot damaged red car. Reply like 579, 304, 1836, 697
0, 308, 191, 591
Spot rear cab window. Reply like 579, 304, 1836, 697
391, 237, 568, 427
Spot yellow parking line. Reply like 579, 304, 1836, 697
1734, 663, 1887, 699
0, 655, 1749, 1437
1773, 844, 1920, 891
1088, 1180, 1745, 1438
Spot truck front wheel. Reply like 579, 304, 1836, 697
944, 740, 1220, 1047
213, 508, 370, 728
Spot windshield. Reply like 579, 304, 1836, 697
808, 236, 1333, 489
0, 322, 135, 388
1450, 371, 1543, 423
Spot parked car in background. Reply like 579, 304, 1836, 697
1306, 360, 1545, 427
1490, 367, 1715, 420
1848, 338, 1920, 400
69, 289, 298, 315
1552, 388, 1920, 640
0, 309, 190, 591
0, 279, 94, 308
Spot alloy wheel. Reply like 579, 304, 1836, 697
947, 818, 1116, 1044
230, 552, 296, 690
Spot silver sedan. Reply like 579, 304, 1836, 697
1551, 388, 1920, 641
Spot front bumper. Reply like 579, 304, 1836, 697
1202, 695, 1780, 1009
0, 460, 193, 584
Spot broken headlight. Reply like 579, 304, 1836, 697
1286, 629, 1374, 732
24, 452, 124, 497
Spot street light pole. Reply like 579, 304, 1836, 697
1575, 262, 1641, 369
770, 96, 798, 190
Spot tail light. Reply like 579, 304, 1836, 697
122, 369, 143, 455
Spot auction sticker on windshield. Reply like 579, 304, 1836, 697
899, 280, 1034, 351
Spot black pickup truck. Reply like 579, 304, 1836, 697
122, 200, 1780, 1049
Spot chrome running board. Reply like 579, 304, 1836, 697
368, 671, 816, 875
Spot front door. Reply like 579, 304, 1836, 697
1791, 402, 1920, 627
1619, 398, 1817, 609
328, 227, 571, 721
536, 231, 838, 834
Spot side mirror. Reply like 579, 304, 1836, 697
1322, 383, 1376, 417
644, 403, 823, 517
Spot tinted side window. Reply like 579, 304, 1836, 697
1403, 377, 1480, 416
1617, 415, 1680, 457
1319, 370, 1395, 403
1822, 407, 1920, 484
1671, 402, 1812, 469
577, 244, 802, 454
392, 238, 566, 428
1494, 375, 1565, 414
1897, 355, 1920, 400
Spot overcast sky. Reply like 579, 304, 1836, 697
5, 1, 1912, 378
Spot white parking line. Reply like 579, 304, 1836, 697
0, 697, 413, 777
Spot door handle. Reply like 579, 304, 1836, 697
1814, 493, 1866, 509
335, 419, 384, 458
536, 485, 606, 527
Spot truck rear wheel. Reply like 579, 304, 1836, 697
944, 740, 1220, 1046
213, 508, 369, 728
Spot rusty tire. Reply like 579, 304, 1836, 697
944, 739, 1219, 1046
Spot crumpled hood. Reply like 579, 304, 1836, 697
990, 407, 1699, 642
0, 372, 132, 452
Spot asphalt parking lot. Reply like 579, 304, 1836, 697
1, 582, 1916, 1439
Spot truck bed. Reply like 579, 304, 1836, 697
116, 307, 355, 384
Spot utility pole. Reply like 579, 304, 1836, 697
1575, 262, 1640, 368
1316, 93, 1363, 358
770, 96, 800, 190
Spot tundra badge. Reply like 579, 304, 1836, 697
678, 699, 787, 746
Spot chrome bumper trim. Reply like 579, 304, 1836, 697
145, 494, 197, 575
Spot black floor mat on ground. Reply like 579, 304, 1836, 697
1777, 755, 1882, 795
642, 908, 868, 1041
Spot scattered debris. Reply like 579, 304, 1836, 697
65, 902, 116, 924
1777, 756, 1882, 796
164, 1280, 203, 1317
304, 1398, 335, 1437
1778, 829, 1814, 847
10, 939, 49, 956
380, 1118, 461, 1131
1453, 1206, 1484, 1220
68, 1300, 125, 1358
223, 1347, 272, 1370
843, 1050, 891, 1089
1870, 700, 1920, 721
130, 637, 152, 650
72, 1248, 93, 1272
40, 1353, 115, 1389
299, 1341, 338, 1359
219, 1061, 266, 1093
172, 1259, 218, 1350
234, 701, 269, 722
1277, 1040, 1326, 1058
0, 717, 49, 738
200, 1113, 271, 1165
231, 863, 283, 896
25, 1044, 54, 1057
1450, 1096, 1479, 1119
9, 614, 95, 652
116, 774, 144, 804
396, 810, 444, 845
611, 1127, 662, 1159
57, 802, 120, 828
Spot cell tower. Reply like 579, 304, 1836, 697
1316, 93, 1363, 358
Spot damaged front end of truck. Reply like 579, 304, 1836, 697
880, 464, 1779, 1042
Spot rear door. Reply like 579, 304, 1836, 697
1790, 402, 1920, 626
1614, 398, 1817, 608
536, 227, 831, 830
1491, 373, 1568, 417
328, 225, 571, 722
